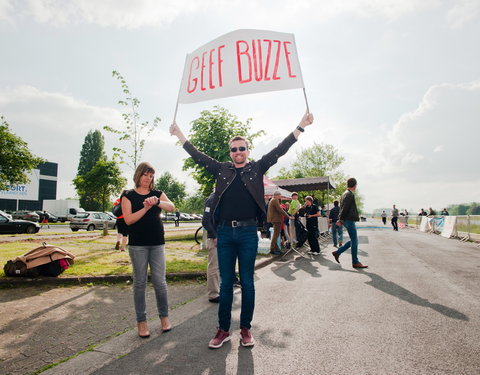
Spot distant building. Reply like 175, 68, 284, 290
0, 162, 57, 211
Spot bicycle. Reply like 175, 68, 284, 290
194, 226, 203, 244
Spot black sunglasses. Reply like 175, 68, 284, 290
230, 146, 247, 152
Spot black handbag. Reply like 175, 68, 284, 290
112, 191, 126, 217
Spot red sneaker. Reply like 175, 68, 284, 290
208, 328, 231, 349
240, 327, 255, 347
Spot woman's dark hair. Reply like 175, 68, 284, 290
133, 162, 155, 190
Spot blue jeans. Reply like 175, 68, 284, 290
336, 221, 359, 265
129, 245, 169, 322
217, 225, 258, 331
331, 221, 343, 246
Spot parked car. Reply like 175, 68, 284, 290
0, 210, 12, 220
162, 212, 176, 221
180, 213, 193, 221
190, 214, 202, 220
0, 212, 40, 234
104, 212, 117, 220
35, 211, 59, 223
11, 210, 40, 222
69, 212, 116, 231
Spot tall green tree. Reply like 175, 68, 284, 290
104, 70, 160, 169
154, 172, 187, 206
182, 106, 265, 197
179, 193, 206, 214
0, 116, 44, 190
274, 142, 363, 210
77, 130, 106, 176
73, 160, 126, 211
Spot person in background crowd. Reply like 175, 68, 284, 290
122, 162, 175, 338
304, 196, 321, 255
441, 208, 449, 216
288, 192, 301, 245
174, 209, 180, 227
404, 209, 409, 228
203, 193, 220, 303
332, 177, 368, 269
419, 208, 427, 216
114, 193, 129, 252
381, 210, 387, 225
281, 201, 291, 248
428, 207, 436, 216
329, 200, 343, 247
268, 190, 290, 255
320, 205, 327, 217
170, 112, 314, 349
391, 204, 399, 231
41, 210, 50, 229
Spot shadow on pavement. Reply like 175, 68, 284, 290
271, 255, 322, 281
361, 271, 469, 321
91, 304, 249, 375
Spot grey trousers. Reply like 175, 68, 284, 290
129, 245, 169, 322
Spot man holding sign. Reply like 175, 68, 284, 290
170, 112, 313, 348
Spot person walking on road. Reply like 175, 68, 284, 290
122, 162, 176, 338
391, 204, 399, 231
332, 178, 368, 269
40, 210, 50, 229
174, 209, 180, 227
381, 210, 387, 225
170, 112, 314, 349
329, 200, 343, 247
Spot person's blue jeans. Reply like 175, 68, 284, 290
216, 225, 258, 331
331, 221, 343, 246
336, 221, 359, 265
129, 245, 169, 322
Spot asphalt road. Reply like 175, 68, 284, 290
44, 221, 480, 375
33, 221, 200, 234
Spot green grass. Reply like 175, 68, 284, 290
0, 230, 207, 278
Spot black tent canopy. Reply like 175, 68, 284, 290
272, 177, 335, 193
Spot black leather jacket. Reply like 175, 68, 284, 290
184, 133, 298, 237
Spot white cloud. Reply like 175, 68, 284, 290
447, 0, 480, 29
0, 0, 442, 29
17, 0, 213, 28
356, 80, 480, 211
380, 81, 480, 181
0, 85, 123, 199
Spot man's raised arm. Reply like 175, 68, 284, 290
293, 112, 314, 139
169, 122, 188, 145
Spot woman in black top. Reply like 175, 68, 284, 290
122, 162, 175, 338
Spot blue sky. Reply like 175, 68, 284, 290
1, 0, 479, 212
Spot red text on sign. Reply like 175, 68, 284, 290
236, 39, 297, 84
187, 44, 225, 93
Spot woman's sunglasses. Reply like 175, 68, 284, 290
230, 146, 247, 152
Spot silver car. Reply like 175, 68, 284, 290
70, 211, 116, 231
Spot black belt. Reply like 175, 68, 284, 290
220, 219, 257, 227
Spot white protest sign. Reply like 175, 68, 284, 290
441, 216, 457, 238
178, 29, 305, 104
